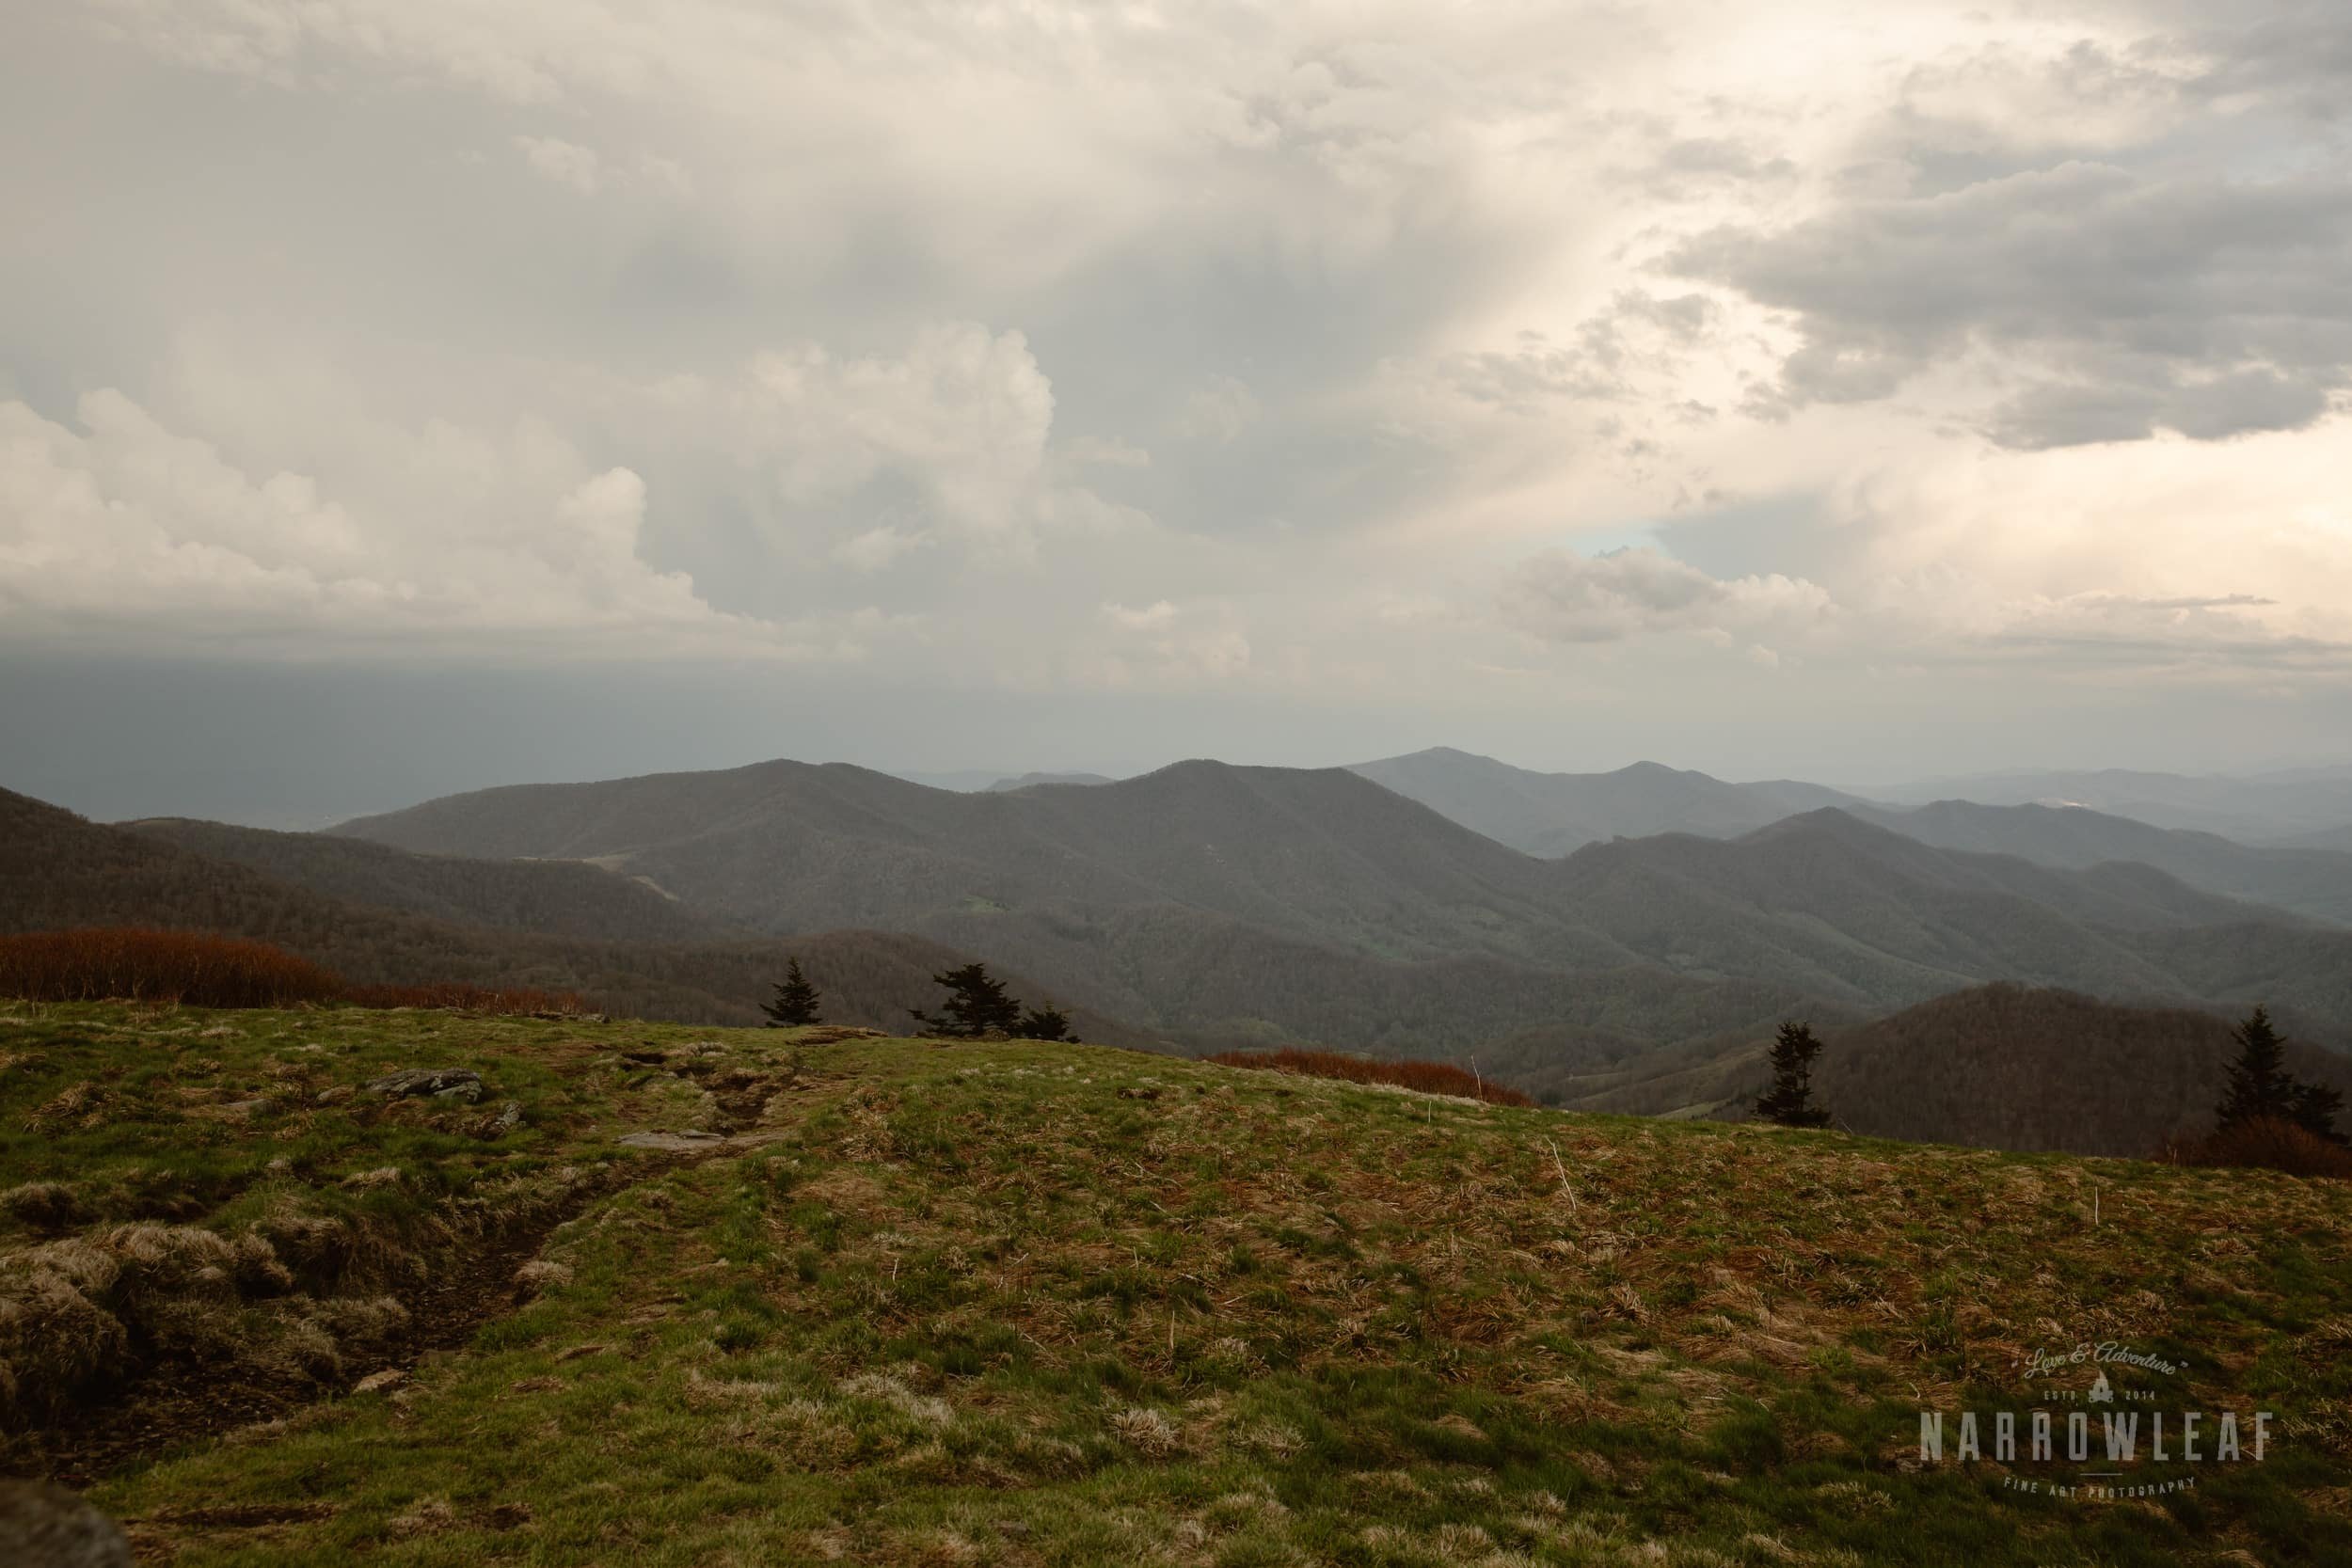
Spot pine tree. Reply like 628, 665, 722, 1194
1755, 1021, 1832, 1128
2292, 1081, 2349, 1146
760, 957, 822, 1027
2217, 1005, 2296, 1130
909, 963, 1023, 1039
1014, 1003, 1072, 1042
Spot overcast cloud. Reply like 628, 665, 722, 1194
4, 0, 2351, 819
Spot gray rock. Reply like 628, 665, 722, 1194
363, 1068, 484, 1102
480, 1101, 523, 1137
618, 1130, 726, 1151
0, 1480, 132, 1568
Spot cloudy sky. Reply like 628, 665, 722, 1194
6, 0, 2351, 823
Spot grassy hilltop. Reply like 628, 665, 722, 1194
4, 1005, 2350, 1565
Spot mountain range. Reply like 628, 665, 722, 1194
1345, 748, 1867, 857
1858, 763, 2352, 843
1349, 747, 2352, 926
8, 744, 2350, 1157
325, 756, 2352, 1075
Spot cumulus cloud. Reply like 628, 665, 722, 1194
1674, 37, 2352, 450
0, 390, 850, 657
1502, 547, 1831, 645
1090, 598, 1250, 685
14, 0, 2352, 774
640, 323, 1100, 550
830, 526, 921, 574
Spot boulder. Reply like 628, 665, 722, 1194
0, 1480, 132, 1568
361, 1069, 484, 1103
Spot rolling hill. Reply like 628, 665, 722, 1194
23, 1004, 2352, 1564
1346, 747, 1869, 856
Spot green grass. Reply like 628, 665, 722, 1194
4, 1003, 2350, 1564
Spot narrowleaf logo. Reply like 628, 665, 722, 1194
1917, 1339, 2274, 1502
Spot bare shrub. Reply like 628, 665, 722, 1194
0, 928, 588, 1017
2157, 1117, 2352, 1180
0, 929, 340, 1008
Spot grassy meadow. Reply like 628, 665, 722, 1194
3, 1003, 2349, 1565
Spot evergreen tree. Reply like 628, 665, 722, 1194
2217, 1005, 2296, 1130
1014, 1003, 1072, 1042
2293, 1081, 2349, 1146
909, 962, 1023, 1038
1755, 1020, 1832, 1128
2215, 1004, 2346, 1145
760, 957, 822, 1027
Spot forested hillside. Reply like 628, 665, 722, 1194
0, 789, 1130, 1039
1545, 983, 2352, 1159
1808, 985, 2352, 1155
122, 816, 733, 942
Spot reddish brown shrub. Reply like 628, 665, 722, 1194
0, 928, 589, 1017
1206, 1046, 1534, 1107
2156, 1117, 2352, 1180
0, 928, 342, 1008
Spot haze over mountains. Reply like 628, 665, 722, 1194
1346, 749, 1869, 857
322, 755, 2352, 1073
1352, 747, 2352, 926
1860, 764, 2352, 844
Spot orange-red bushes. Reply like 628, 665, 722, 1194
0, 928, 342, 1008
0, 928, 589, 1017
2157, 1117, 2352, 1180
1206, 1046, 1534, 1107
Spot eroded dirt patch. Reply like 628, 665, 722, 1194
22, 1161, 654, 1488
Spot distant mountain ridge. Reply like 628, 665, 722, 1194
1346, 747, 1867, 857
1349, 748, 2352, 927
1847, 800, 2352, 926
331, 757, 2352, 1085
988, 772, 1115, 792
1862, 766, 2352, 842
